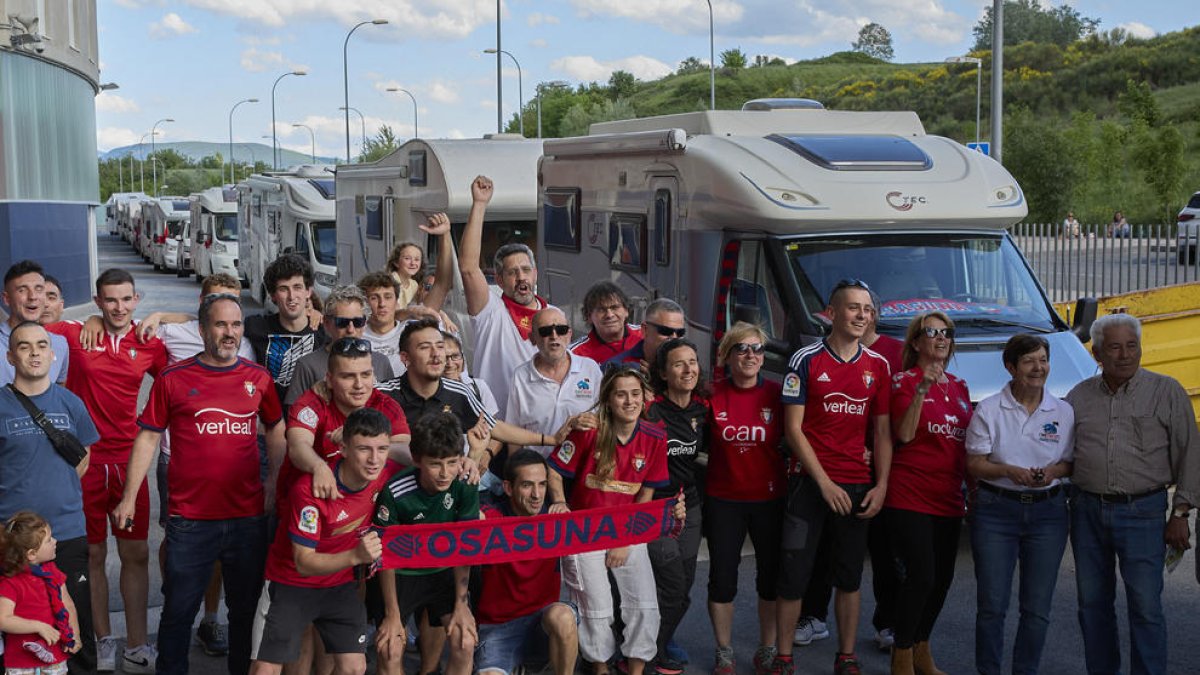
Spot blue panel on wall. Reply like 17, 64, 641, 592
0, 202, 91, 307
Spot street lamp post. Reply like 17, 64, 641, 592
272, 70, 307, 170
228, 98, 259, 184
991, 0, 1003, 163
343, 19, 388, 163
135, 132, 149, 192
945, 56, 982, 147
385, 88, 419, 139
338, 106, 368, 156
484, 48, 523, 136
150, 117, 173, 197
292, 124, 316, 163
495, 0, 502, 133
704, 0, 715, 110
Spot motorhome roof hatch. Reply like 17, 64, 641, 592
767, 134, 932, 171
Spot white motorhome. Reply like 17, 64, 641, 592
190, 186, 244, 286
537, 100, 1099, 402
334, 136, 543, 285
109, 192, 147, 242
144, 197, 192, 273
238, 165, 337, 304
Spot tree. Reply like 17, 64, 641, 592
719, 48, 747, 69
361, 125, 400, 163
676, 56, 706, 75
1003, 106, 1079, 223
851, 23, 894, 61
972, 0, 1099, 51
752, 55, 787, 67
608, 70, 637, 101
558, 99, 637, 138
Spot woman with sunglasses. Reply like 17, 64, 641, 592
548, 366, 669, 675
704, 322, 785, 675
644, 338, 710, 675
883, 312, 971, 675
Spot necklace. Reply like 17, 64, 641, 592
935, 378, 950, 402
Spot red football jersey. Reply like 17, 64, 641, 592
279, 388, 410, 510
781, 341, 891, 484
0, 564, 70, 668
138, 357, 282, 519
266, 459, 399, 588
867, 335, 904, 374
885, 368, 972, 517
550, 422, 669, 510
569, 325, 643, 364
49, 322, 168, 463
475, 502, 562, 625
706, 379, 786, 502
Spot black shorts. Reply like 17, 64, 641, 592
251, 580, 368, 663
395, 569, 456, 627
777, 474, 872, 599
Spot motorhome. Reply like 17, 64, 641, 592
110, 192, 148, 242
537, 100, 1099, 401
144, 197, 192, 273
190, 186, 244, 286
238, 165, 337, 304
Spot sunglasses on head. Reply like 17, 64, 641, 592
331, 337, 372, 355
332, 316, 367, 329
922, 327, 954, 339
647, 321, 687, 338
833, 278, 871, 292
732, 342, 765, 355
536, 324, 570, 338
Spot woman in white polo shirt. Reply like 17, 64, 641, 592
964, 334, 1075, 675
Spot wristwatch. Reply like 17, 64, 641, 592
1171, 504, 1192, 519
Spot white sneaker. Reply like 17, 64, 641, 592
793, 616, 830, 646
122, 644, 157, 674
96, 636, 119, 672
874, 628, 895, 651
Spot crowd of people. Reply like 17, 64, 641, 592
1, 174, 1199, 675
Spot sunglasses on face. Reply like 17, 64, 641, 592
331, 337, 372, 355
536, 324, 570, 338
647, 321, 687, 338
732, 342, 766, 355
922, 327, 954, 339
332, 316, 367, 329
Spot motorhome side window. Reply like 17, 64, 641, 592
653, 189, 671, 265
728, 240, 786, 339
363, 196, 383, 240
608, 213, 646, 272
408, 151, 427, 187
295, 224, 310, 259
542, 188, 580, 252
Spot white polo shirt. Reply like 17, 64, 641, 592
469, 291, 537, 414
965, 382, 1075, 491
505, 352, 603, 457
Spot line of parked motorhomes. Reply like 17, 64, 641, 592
104, 98, 1103, 403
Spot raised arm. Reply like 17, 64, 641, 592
458, 176, 494, 316
419, 213, 456, 312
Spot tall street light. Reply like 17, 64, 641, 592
385, 87, 419, 139
495, 0, 502, 133
535, 80, 568, 139
991, 0, 1004, 163
292, 124, 316, 163
484, 48, 523, 136
135, 132, 150, 192
945, 56, 982, 148
150, 117, 173, 197
704, 0, 715, 110
228, 98, 259, 184
343, 18, 388, 163
272, 69, 306, 170
338, 106, 367, 156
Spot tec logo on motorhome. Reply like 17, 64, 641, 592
885, 191, 927, 211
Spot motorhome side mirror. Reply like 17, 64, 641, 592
733, 305, 762, 326
1071, 297, 1099, 343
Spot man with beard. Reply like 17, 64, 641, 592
1, 260, 69, 385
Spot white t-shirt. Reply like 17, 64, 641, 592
965, 383, 1075, 491
505, 353, 603, 457
364, 321, 407, 378
469, 291, 537, 414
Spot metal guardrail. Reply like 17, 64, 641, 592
1011, 222, 1200, 304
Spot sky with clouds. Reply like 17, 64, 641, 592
95, 0, 1183, 159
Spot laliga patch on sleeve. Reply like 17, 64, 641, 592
557, 440, 575, 464
298, 506, 319, 535
297, 406, 319, 428
782, 372, 802, 398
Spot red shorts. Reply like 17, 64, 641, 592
82, 462, 150, 543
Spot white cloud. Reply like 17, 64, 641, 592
95, 92, 140, 114
527, 12, 560, 27
550, 55, 673, 82
374, 79, 461, 106
182, 0, 497, 40
570, 0, 745, 33
427, 81, 460, 105
149, 12, 197, 38
97, 127, 141, 151
529, 38, 548, 48
239, 47, 286, 72
1118, 21, 1156, 39
446, 129, 467, 140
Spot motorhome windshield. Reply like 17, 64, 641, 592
785, 232, 1061, 336
309, 179, 335, 199
313, 221, 336, 266
215, 215, 238, 240
166, 222, 183, 237
172, 200, 191, 212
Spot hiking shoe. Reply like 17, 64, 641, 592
874, 628, 895, 651
122, 644, 157, 674
96, 636, 118, 672
794, 616, 830, 646
753, 645, 777, 675
196, 618, 229, 656
713, 646, 735, 675
833, 653, 862, 675
654, 657, 685, 675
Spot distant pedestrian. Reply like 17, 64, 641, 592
1062, 212, 1081, 238
1107, 210, 1130, 238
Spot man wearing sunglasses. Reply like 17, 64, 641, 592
605, 298, 687, 377
285, 285, 394, 407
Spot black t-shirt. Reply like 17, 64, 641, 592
645, 396, 710, 501
243, 313, 327, 407
376, 374, 493, 434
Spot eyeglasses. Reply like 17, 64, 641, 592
922, 327, 955, 339
536, 324, 570, 338
732, 342, 765, 355
646, 321, 687, 338
331, 337, 372, 355
332, 316, 367, 329
445, 352, 464, 362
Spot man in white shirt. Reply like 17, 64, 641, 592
358, 271, 407, 377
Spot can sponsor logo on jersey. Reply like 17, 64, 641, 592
298, 506, 319, 534
722, 425, 767, 443
193, 408, 256, 435
557, 440, 576, 464
297, 406, 319, 428
782, 373, 802, 397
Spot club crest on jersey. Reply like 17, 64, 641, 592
298, 506, 319, 534
633, 456, 645, 472
443, 493, 454, 509
760, 408, 773, 424
782, 373, 801, 398
690, 417, 699, 432
244, 381, 256, 397
442, 404, 452, 414
557, 440, 576, 464
863, 371, 875, 388
128, 348, 137, 360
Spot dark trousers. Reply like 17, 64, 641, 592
886, 508, 960, 649
800, 503, 897, 630
648, 503, 702, 659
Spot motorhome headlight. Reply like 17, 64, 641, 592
314, 271, 338, 288
212, 241, 228, 254
992, 185, 1020, 205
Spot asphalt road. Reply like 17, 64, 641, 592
90, 233, 1200, 675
